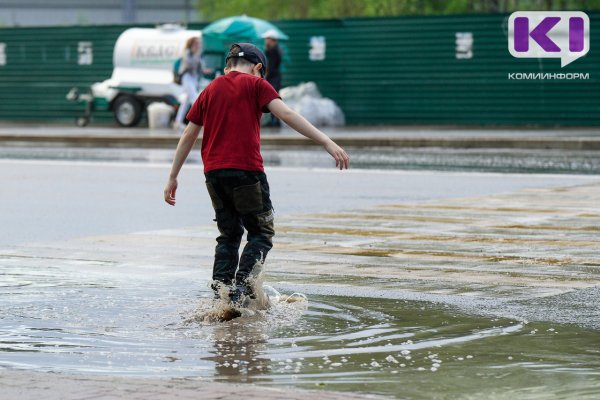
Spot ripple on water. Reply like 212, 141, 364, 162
1, 261, 600, 398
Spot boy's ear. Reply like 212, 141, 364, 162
254, 63, 263, 76
224, 67, 231, 74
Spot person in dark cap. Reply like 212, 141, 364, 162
263, 30, 283, 127
164, 43, 349, 306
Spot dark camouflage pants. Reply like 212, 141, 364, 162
204, 169, 274, 287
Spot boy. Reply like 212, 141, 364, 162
164, 43, 349, 305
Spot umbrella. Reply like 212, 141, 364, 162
202, 15, 289, 53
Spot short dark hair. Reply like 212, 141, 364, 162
226, 45, 255, 69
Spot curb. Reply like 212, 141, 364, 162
1, 134, 600, 150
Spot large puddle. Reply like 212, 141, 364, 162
1, 259, 599, 399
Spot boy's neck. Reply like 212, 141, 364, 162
227, 66, 254, 75
225, 66, 255, 76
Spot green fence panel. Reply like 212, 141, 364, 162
0, 25, 132, 122
274, 14, 600, 126
0, 13, 598, 126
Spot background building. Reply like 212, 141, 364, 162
0, 0, 198, 27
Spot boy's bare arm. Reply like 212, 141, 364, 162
164, 122, 202, 206
268, 99, 349, 170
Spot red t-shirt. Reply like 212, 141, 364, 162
186, 71, 280, 173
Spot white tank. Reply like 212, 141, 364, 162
88, 24, 204, 125
113, 25, 201, 70
109, 25, 201, 92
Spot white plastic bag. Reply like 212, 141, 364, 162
280, 82, 345, 127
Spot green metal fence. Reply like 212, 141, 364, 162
0, 13, 598, 126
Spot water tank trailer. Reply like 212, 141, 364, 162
67, 25, 201, 127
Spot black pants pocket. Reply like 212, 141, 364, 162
233, 181, 263, 215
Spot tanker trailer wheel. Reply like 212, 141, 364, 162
113, 95, 143, 127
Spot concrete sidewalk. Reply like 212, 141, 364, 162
0, 370, 383, 400
1, 124, 600, 150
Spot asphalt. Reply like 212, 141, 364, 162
1, 124, 600, 150
2, 160, 594, 246
2, 173, 599, 399
2, 156, 600, 399
0, 370, 384, 400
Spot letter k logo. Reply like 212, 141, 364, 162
514, 16, 561, 52
508, 12, 590, 67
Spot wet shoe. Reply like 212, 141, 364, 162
229, 284, 253, 307
211, 281, 229, 301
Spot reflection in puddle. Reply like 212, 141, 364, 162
1, 260, 600, 399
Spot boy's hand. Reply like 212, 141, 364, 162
164, 122, 201, 206
324, 139, 349, 170
268, 99, 349, 170
164, 177, 178, 206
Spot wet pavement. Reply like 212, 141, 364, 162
272, 182, 600, 329
4, 158, 596, 246
2, 127, 600, 398
2, 125, 600, 154
1, 369, 382, 400
2, 166, 600, 398
1, 124, 600, 139
4, 145, 600, 175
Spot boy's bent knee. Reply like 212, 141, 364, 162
215, 210, 244, 238
245, 209, 275, 238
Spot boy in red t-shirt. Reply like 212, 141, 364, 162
164, 43, 349, 305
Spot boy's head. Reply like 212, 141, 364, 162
225, 43, 267, 78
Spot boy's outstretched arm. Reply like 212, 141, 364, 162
164, 122, 202, 206
268, 99, 349, 170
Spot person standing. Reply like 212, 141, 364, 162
263, 30, 283, 127
174, 37, 204, 131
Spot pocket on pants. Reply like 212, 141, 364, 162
233, 181, 263, 215
205, 182, 224, 210
256, 209, 274, 226
256, 209, 275, 236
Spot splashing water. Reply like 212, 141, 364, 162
185, 261, 309, 324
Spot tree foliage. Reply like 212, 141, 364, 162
196, 0, 600, 20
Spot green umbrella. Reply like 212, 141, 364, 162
202, 15, 289, 53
